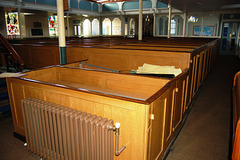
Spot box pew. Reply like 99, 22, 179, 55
65, 39, 219, 108
12, 44, 59, 69
7, 66, 189, 160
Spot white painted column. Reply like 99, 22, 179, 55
99, 17, 101, 36
57, 0, 66, 64
111, 19, 113, 36
200, 16, 204, 36
183, 13, 187, 37
18, 8, 23, 39
138, 0, 143, 40
153, 14, 156, 37
90, 20, 92, 37
121, 15, 124, 36
67, 13, 70, 37
117, 2, 124, 37
168, 3, 172, 38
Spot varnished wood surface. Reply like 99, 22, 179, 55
5, 37, 220, 160
7, 77, 150, 160
12, 45, 60, 68
66, 47, 191, 71
7, 65, 189, 160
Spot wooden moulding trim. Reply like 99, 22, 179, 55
98, 44, 196, 50
63, 59, 88, 65
145, 69, 189, 104
17, 77, 148, 104
20, 65, 58, 74
15, 66, 189, 105
12, 66, 163, 104
13, 66, 177, 105
12, 44, 59, 47
66, 46, 192, 53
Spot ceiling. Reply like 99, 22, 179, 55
160, 0, 240, 12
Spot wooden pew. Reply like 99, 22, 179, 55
7, 66, 189, 160
232, 71, 240, 160
12, 44, 59, 68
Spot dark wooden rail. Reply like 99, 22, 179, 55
0, 32, 24, 71
232, 71, 240, 160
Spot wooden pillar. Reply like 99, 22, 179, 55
168, 3, 172, 39
138, 0, 143, 40
57, 0, 66, 64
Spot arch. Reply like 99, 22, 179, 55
112, 18, 121, 35
171, 15, 183, 35
157, 16, 168, 35
83, 19, 91, 36
129, 18, 135, 35
102, 18, 111, 35
92, 19, 99, 36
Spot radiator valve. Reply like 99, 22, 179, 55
109, 122, 126, 156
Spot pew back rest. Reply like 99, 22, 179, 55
233, 71, 240, 132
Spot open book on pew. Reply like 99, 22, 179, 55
131, 63, 182, 78
0, 72, 26, 78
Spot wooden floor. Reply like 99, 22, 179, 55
0, 55, 239, 160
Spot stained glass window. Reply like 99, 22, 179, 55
5, 12, 20, 35
48, 16, 58, 37
188, 16, 198, 23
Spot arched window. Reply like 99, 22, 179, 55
171, 15, 183, 36
92, 19, 99, 36
83, 19, 91, 36
112, 18, 121, 35
170, 19, 176, 35
102, 18, 111, 35
158, 16, 168, 35
129, 18, 135, 35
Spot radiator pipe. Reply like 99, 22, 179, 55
109, 122, 126, 156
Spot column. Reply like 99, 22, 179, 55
121, 15, 124, 36
90, 19, 92, 37
138, 0, 143, 40
168, 3, 172, 38
200, 16, 203, 36
18, 8, 23, 39
183, 13, 187, 37
99, 17, 102, 36
57, 0, 66, 64
67, 13, 70, 37
111, 19, 113, 36
153, 14, 156, 37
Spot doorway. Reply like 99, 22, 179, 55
143, 15, 153, 37
220, 22, 240, 55
73, 25, 81, 36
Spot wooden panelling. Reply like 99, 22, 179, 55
7, 77, 150, 160
6, 37, 220, 160
13, 45, 60, 68
66, 47, 191, 71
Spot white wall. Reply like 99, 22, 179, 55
24, 13, 49, 38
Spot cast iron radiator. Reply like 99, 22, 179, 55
21, 97, 114, 160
